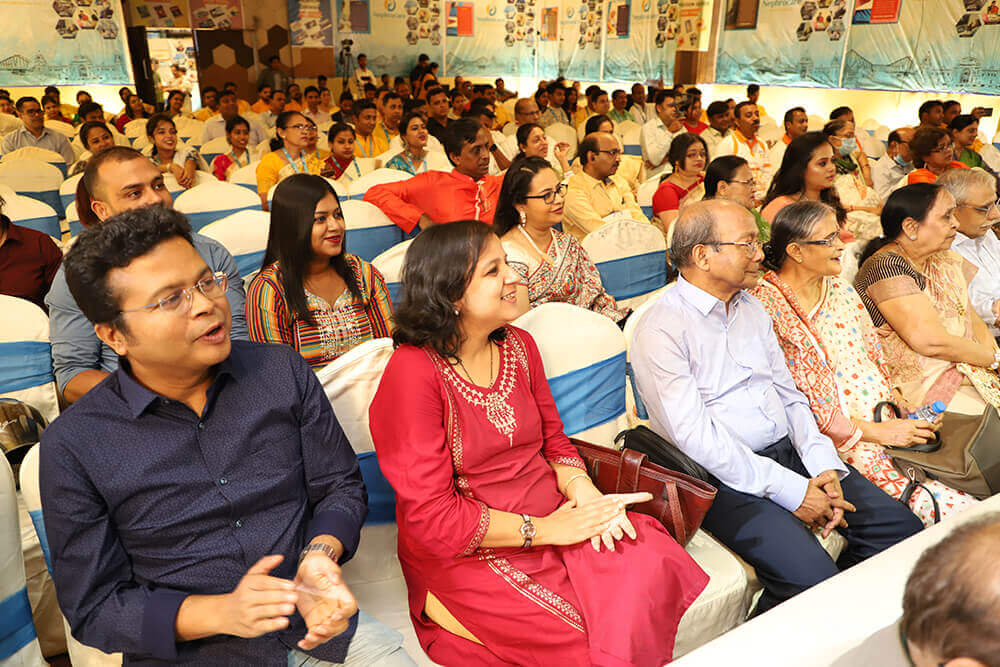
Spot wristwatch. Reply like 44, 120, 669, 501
990, 349, 1000, 371
519, 514, 536, 548
298, 542, 339, 566
489, 143, 499, 153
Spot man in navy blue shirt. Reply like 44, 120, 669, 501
40, 205, 413, 665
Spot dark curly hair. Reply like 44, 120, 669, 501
63, 204, 193, 330
392, 220, 506, 359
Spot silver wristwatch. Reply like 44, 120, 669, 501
298, 543, 338, 566
519, 514, 536, 548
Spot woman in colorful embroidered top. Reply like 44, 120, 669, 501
703, 155, 771, 242
750, 200, 977, 526
369, 220, 707, 666
496, 156, 630, 326
246, 174, 393, 370
322, 122, 371, 184
255, 110, 324, 210
823, 119, 883, 243
907, 127, 969, 185
384, 111, 452, 175
854, 183, 1000, 416
210, 115, 252, 182
145, 113, 201, 190
651, 132, 707, 246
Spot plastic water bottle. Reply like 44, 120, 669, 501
908, 400, 946, 422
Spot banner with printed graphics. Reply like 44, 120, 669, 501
339, 0, 443, 77
560, 1, 604, 81
716, 0, 853, 88
444, 0, 538, 78
676, 0, 712, 51
844, 0, 1000, 94
129, 0, 192, 27
604, 0, 666, 81
536, 2, 561, 78
290, 0, 334, 46
189, 0, 243, 30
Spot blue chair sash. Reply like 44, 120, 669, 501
59, 191, 75, 212
234, 182, 257, 193
625, 361, 649, 421
28, 509, 52, 574
623, 144, 642, 156
548, 352, 627, 435
346, 192, 367, 201
12, 215, 60, 240
185, 205, 260, 232
357, 451, 396, 524
0, 341, 54, 393
349, 225, 405, 262
68, 219, 84, 237
20, 190, 63, 219
595, 251, 667, 301
234, 250, 266, 278
640, 204, 653, 219
0, 587, 36, 659
386, 282, 402, 304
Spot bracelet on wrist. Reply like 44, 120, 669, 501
564, 472, 590, 494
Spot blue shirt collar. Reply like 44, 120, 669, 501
116, 352, 241, 419
675, 274, 746, 317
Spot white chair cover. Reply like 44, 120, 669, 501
636, 175, 661, 220
173, 181, 260, 232
109, 126, 129, 147
0, 160, 64, 216
544, 122, 578, 160
0, 147, 67, 177
131, 134, 150, 151
622, 285, 671, 428
513, 302, 628, 446
161, 170, 213, 199
19, 446, 123, 667
0, 296, 59, 425
0, 455, 45, 666
0, 184, 15, 200
581, 220, 668, 311
345, 167, 412, 202
371, 238, 413, 304
0, 113, 22, 138
3, 194, 60, 240
501, 122, 516, 136
758, 124, 783, 147
388, 133, 445, 155
341, 199, 405, 262
980, 142, 1000, 173
59, 173, 82, 213
859, 118, 879, 133
228, 161, 261, 191
197, 209, 271, 282
858, 132, 885, 159
122, 119, 147, 143
618, 122, 643, 159
198, 135, 232, 165
44, 120, 75, 137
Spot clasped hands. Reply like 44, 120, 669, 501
793, 470, 856, 539
221, 551, 357, 651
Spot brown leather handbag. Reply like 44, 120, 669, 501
571, 438, 717, 547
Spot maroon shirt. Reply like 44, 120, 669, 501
0, 220, 62, 310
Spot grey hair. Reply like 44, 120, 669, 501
936, 167, 996, 205
669, 200, 724, 269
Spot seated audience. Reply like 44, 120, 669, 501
746, 83, 767, 117
941, 100, 962, 126
76, 101, 106, 125
322, 123, 370, 184
424, 87, 450, 143
823, 119, 883, 242
539, 83, 569, 127
938, 168, 1000, 338
512, 122, 572, 178
577, 86, 611, 134
495, 156, 629, 324
751, 201, 976, 526
703, 155, 770, 241
949, 114, 993, 172
194, 86, 220, 121
563, 132, 649, 241
872, 128, 915, 200
71, 90, 92, 123
71, 121, 116, 175
631, 199, 923, 613
114, 94, 150, 133
301, 117, 330, 166
210, 115, 252, 182
640, 89, 684, 180
331, 92, 355, 124
48, 146, 247, 403
0, 194, 61, 310
251, 83, 272, 113
44, 205, 410, 665
146, 113, 202, 190
829, 106, 854, 123
260, 89, 287, 129
41, 93, 72, 124
908, 127, 969, 184
763, 107, 809, 187
351, 100, 385, 159
301, 85, 331, 126
702, 100, 733, 160
319, 87, 336, 114
202, 90, 268, 147
680, 97, 708, 134
855, 184, 1000, 414
384, 112, 450, 175
164, 90, 189, 119
256, 111, 323, 209
652, 132, 708, 244
627, 83, 648, 125
2, 96, 76, 165
917, 100, 944, 131
715, 101, 770, 200
375, 92, 404, 143
369, 219, 706, 665
364, 119, 504, 233
608, 88, 636, 125
583, 113, 643, 193
498, 97, 548, 162
901, 514, 1000, 667
761, 132, 845, 228
247, 174, 392, 370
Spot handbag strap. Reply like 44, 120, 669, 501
663, 481, 686, 544
618, 448, 646, 493
873, 400, 942, 451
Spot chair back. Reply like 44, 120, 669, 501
1, 147, 66, 177
63, 201, 84, 238
174, 118, 204, 142
173, 181, 260, 232
0, 454, 45, 665
161, 170, 213, 201
3, 195, 60, 240
0, 296, 60, 425
341, 200, 405, 262
758, 124, 783, 147
371, 238, 413, 303
859, 117, 879, 133
122, 119, 147, 143
109, 126, 129, 147
636, 176, 661, 220
198, 136, 231, 165
0, 113, 21, 138
345, 167, 411, 201
544, 122, 578, 161
59, 172, 83, 212
44, 119, 75, 137
858, 132, 885, 159
198, 209, 271, 280
228, 161, 261, 191
581, 220, 668, 310
19, 446, 123, 666
514, 302, 627, 446
616, 121, 643, 157
0, 160, 64, 216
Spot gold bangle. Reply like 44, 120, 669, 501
564, 473, 590, 494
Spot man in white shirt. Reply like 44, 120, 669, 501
628, 83, 648, 126
762, 106, 809, 190
872, 128, 915, 200
539, 83, 569, 128
714, 101, 769, 200
353, 54, 376, 92
938, 168, 1000, 337
1, 96, 75, 165
639, 89, 684, 180
201, 90, 268, 146
631, 199, 922, 613
301, 85, 332, 126
702, 101, 733, 161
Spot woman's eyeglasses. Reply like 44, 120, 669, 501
797, 232, 840, 247
287, 124, 318, 133
524, 183, 568, 205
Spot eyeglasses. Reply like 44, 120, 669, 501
524, 182, 568, 205
797, 232, 840, 247
287, 124, 317, 133
727, 178, 755, 187
711, 240, 761, 258
958, 198, 1000, 216
597, 149, 622, 158
21, 108, 43, 116
119, 272, 228, 317
930, 143, 953, 154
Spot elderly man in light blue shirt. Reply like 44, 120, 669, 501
631, 199, 922, 613
937, 167, 1000, 338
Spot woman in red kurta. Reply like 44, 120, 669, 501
370, 220, 707, 666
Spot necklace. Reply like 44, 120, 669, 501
449, 343, 517, 446
399, 149, 427, 175
891, 240, 926, 273
456, 344, 493, 387
518, 225, 560, 266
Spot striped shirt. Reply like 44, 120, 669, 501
246, 255, 393, 370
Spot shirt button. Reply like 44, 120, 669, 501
233, 519, 242, 528
219, 477, 228, 486
197, 422, 205, 430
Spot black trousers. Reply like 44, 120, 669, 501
701, 437, 923, 614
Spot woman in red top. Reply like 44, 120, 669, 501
681, 98, 708, 135
370, 221, 707, 666
114, 94, 149, 133
907, 127, 969, 184
651, 132, 707, 245
210, 115, 252, 181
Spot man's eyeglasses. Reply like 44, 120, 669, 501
712, 240, 761, 258
21, 108, 43, 116
597, 149, 622, 158
523, 183, 568, 205
287, 124, 317, 133
119, 272, 228, 317
958, 198, 1000, 216
797, 232, 840, 247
